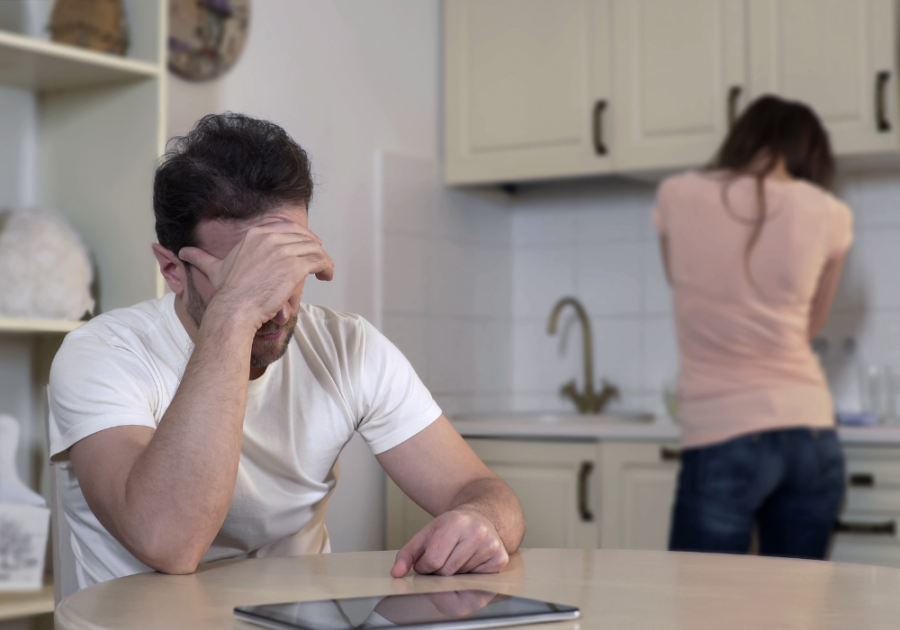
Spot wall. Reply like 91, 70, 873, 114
505, 169, 900, 420
165, 0, 442, 552
380, 153, 513, 418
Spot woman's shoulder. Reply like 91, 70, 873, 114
658, 170, 719, 198
783, 179, 852, 216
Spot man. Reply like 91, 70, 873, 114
48, 113, 524, 590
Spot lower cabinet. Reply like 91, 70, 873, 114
384, 436, 900, 569
386, 439, 600, 550
831, 446, 900, 569
597, 441, 680, 550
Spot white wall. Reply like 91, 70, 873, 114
380, 153, 513, 418
166, 0, 441, 552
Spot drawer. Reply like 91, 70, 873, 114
831, 535, 900, 569
844, 447, 900, 489
843, 488, 900, 515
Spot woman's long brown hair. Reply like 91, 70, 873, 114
709, 95, 835, 286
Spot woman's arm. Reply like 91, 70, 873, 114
808, 254, 846, 340
659, 235, 673, 285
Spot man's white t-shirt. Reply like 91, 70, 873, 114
48, 292, 441, 590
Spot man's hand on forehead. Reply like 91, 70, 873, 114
178, 219, 334, 330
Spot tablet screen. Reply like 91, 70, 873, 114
235, 590, 579, 630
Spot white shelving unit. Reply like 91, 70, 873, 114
0, 1, 167, 622
0, 319, 82, 334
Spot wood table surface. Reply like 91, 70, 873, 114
54, 548, 900, 629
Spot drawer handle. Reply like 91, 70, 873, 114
593, 100, 608, 155
660, 447, 681, 462
835, 520, 896, 536
876, 71, 891, 132
849, 473, 875, 487
577, 461, 594, 523
727, 85, 742, 127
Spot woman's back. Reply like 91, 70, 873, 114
655, 170, 852, 448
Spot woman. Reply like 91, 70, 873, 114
656, 95, 852, 559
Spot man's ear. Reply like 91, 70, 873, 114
151, 243, 186, 295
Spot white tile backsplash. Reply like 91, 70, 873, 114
512, 247, 577, 318
575, 244, 643, 316
381, 153, 900, 419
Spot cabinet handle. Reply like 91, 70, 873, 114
593, 100, 608, 155
727, 85, 742, 127
577, 461, 594, 522
876, 71, 891, 132
835, 520, 896, 536
849, 473, 875, 487
660, 446, 681, 462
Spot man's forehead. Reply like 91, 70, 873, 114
194, 205, 308, 257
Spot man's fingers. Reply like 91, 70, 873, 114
459, 536, 505, 574
413, 523, 462, 575
468, 546, 509, 574
391, 527, 429, 578
178, 246, 220, 276
248, 220, 322, 244
433, 530, 485, 576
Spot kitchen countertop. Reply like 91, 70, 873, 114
451, 413, 900, 446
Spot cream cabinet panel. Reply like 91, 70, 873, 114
444, 0, 612, 184
612, 0, 746, 171
599, 441, 680, 550
749, 0, 899, 155
385, 438, 600, 550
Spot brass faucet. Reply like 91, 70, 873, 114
547, 297, 620, 414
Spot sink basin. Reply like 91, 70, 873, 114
453, 411, 655, 424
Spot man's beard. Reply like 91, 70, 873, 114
185, 266, 296, 368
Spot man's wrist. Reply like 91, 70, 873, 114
199, 297, 259, 339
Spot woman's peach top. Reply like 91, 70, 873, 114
654, 171, 853, 449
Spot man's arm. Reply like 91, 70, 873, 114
377, 416, 525, 577
67, 222, 334, 574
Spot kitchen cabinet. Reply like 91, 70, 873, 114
831, 446, 900, 569
612, 0, 746, 171
445, 0, 900, 184
444, 0, 612, 184
749, 0, 899, 156
386, 438, 600, 549
598, 441, 680, 550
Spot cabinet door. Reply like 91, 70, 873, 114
385, 439, 600, 550
599, 441, 680, 550
444, 0, 612, 184
612, 0, 746, 171
749, 0, 899, 155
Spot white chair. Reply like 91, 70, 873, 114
43, 386, 79, 604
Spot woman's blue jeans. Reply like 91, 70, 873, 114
669, 427, 845, 559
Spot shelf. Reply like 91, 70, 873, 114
0, 318, 84, 333
0, 580, 54, 621
0, 29, 160, 93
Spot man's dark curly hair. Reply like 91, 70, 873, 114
153, 112, 313, 256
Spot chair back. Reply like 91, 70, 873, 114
44, 386, 79, 604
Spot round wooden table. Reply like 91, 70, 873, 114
55, 548, 900, 629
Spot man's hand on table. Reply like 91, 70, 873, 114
390, 507, 509, 577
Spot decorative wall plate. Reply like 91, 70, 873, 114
168, 0, 250, 82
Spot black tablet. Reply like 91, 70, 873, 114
234, 590, 579, 630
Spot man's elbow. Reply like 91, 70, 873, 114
129, 537, 206, 575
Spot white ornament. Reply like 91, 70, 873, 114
0, 415, 49, 591
0, 207, 94, 320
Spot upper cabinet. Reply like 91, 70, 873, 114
445, 0, 900, 185
613, 0, 746, 171
749, 0, 898, 156
444, 0, 612, 184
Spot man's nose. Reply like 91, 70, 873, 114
273, 306, 290, 325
